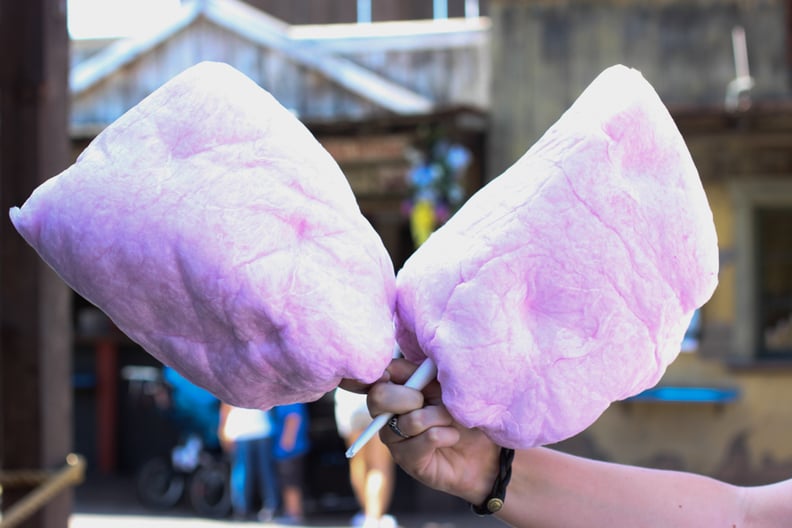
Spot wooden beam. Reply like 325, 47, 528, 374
206, 0, 435, 114
0, 1, 73, 527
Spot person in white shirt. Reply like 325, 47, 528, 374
219, 404, 279, 522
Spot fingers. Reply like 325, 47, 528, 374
389, 425, 461, 463
385, 357, 421, 384
381, 404, 455, 442
366, 357, 445, 420
367, 380, 424, 417
337, 356, 425, 394
382, 357, 444, 402
381, 405, 462, 465
338, 370, 391, 394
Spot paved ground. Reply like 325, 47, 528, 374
70, 512, 503, 528
69, 475, 505, 528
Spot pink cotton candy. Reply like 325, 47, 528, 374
10, 62, 396, 409
395, 65, 719, 449
11, 62, 718, 449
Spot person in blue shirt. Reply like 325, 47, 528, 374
272, 403, 310, 525
162, 366, 221, 451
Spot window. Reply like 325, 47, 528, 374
357, 0, 371, 23
356, 0, 483, 23
755, 207, 792, 356
733, 181, 792, 360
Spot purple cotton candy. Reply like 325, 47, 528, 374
395, 65, 719, 449
10, 62, 396, 409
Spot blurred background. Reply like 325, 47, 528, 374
2, 0, 792, 526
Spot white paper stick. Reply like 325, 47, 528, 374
345, 357, 438, 459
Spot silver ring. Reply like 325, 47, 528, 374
387, 416, 411, 439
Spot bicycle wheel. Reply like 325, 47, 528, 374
188, 460, 231, 518
136, 457, 186, 509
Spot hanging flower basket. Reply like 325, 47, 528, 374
403, 131, 471, 247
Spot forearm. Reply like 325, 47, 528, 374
494, 448, 747, 528
741, 479, 792, 527
368, 362, 791, 527
281, 415, 299, 450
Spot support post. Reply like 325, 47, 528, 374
0, 1, 73, 527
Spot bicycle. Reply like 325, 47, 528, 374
123, 365, 231, 518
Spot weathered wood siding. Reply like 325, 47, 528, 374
71, 14, 490, 131
341, 42, 489, 108
71, 18, 382, 129
295, 19, 490, 109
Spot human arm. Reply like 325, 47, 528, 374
217, 402, 233, 452
278, 410, 301, 453
369, 359, 792, 528
496, 448, 747, 528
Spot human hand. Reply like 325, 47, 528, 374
367, 358, 501, 505
338, 370, 391, 394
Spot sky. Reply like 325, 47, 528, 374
67, 0, 182, 39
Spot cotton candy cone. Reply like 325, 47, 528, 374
394, 65, 719, 448
10, 62, 396, 409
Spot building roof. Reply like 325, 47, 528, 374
70, 0, 490, 135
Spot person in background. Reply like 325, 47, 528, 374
362, 358, 792, 528
162, 366, 221, 452
335, 388, 397, 528
272, 403, 310, 526
218, 403, 279, 522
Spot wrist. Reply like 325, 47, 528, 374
458, 442, 502, 505
470, 447, 516, 516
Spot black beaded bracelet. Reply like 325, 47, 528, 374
470, 447, 515, 516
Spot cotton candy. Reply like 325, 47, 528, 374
11, 62, 719, 448
395, 65, 719, 448
10, 61, 396, 409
